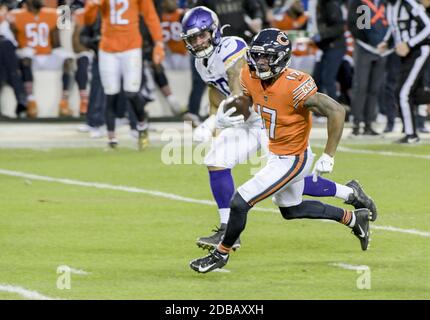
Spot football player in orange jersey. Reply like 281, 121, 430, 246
161, 0, 189, 70
190, 29, 375, 273
71, 1, 92, 116
84, 0, 165, 149
9, 0, 74, 118
271, 0, 308, 31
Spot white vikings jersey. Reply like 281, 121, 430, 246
195, 36, 260, 125
195, 36, 247, 97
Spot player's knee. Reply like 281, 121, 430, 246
230, 192, 251, 214
279, 204, 301, 220
63, 59, 73, 73
124, 91, 139, 99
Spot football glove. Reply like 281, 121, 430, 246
312, 153, 334, 182
216, 97, 245, 129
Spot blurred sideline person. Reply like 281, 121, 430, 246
311, 0, 346, 101
161, 0, 190, 70
9, 0, 74, 118
378, 0, 430, 143
78, 10, 106, 138
190, 28, 375, 274
84, 0, 165, 150
271, 0, 308, 31
0, 0, 27, 117
181, 8, 377, 251
348, 0, 388, 136
71, 0, 92, 116
141, 0, 183, 117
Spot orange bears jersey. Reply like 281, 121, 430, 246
9, 8, 58, 55
292, 37, 319, 57
271, 14, 308, 31
84, 0, 163, 53
161, 8, 187, 55
73, 8, 85, 27
240, 66, 318, 155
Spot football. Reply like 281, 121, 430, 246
223, 95, 253, 120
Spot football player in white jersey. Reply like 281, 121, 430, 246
181, 6, 377, 251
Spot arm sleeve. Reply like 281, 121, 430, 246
222, 38, 248, 70
240, 67, 251, 97
293, 74, 318, 110
139, 0, 163, 43
318, 2, 345, 41
83, 2, 99, 26
406, 0, 430, 48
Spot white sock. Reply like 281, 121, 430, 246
335, 183, 354, 201
219, 208, 230, 225
348, 211, 356, 228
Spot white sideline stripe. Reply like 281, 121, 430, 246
0, 168, 214, 206
0, 284, 57, 300
372, 225, 430, 237
330, 263, 369, 271
213, 268, 231, 273
313, 144, 430, 160
0, 168, 429, 238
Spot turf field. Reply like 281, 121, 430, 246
0, 143, 429, 300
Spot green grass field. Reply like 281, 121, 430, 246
0, 144, 429, 299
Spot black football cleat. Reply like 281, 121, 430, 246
108, 139, 118, 149
395, 134, 420, 144
351, 208, 371, 251
190, 249, 229, 273
196, 224, 241, 251
196, 225, 225, 250
345, 180, 377, 221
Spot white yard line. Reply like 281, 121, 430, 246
330, 263, 370, 271
0, 284, 57, 300
212, 268, 231, 273
0, 168, 429, 238
313, 144, 430, 160
371, 225, 430, 237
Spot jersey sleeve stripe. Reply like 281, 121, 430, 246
222, 40, 247, 62
292, 78, 312, 95
223, 47, 247, 68
293, 84, 318, 108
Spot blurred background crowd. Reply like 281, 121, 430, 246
0, 0, 429, 141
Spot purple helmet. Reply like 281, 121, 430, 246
180, 6, 221, 58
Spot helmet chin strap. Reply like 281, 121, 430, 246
257, 69, 273, 80
195, 44, 215, 58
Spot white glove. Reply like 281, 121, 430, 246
216, 97, 245, 129
312, 153, 334, 182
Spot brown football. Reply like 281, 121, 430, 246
223, 95, 253, 120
